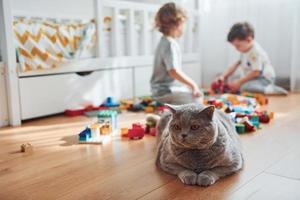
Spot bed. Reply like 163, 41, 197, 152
0, 0, 202, 126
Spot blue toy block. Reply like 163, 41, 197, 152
233, 106, 254, 114
103, 97, 120, 107
79, 127, 92, 141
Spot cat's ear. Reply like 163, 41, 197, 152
200, 105, 215, 120
165, 104, 177, 114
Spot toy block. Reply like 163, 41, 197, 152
84, 110, 101, 117
225, 106, 233, 113
144, 106, 155, 113
211, 80, 231, 94
215, 100, 223, 109
145, 124, 150, 133
121, 128, 129, 137
150, 127, 156, 136
20, 143, 33, 153
79, 127, 92, 141
203, 89, 211, 96
247, 114, 260, 128
145, 120, 156, 134
78, 125, 109, 144
238, 117, 256, 132
65, 108, 85, 117
100, 123, 111, 135
97, 110, 118, 133
156, 105, 167, 113
128, 104, 144, 112
109, 107, 122, 114
235, 124, 245, 134
233, 106, 254, 115
269, 111, 274, 119
203, 99, 209, 105
208, 98, 216, 105
103, 97, 120, 107
150, 101, 163, 107
257, 112, 270, 123
128, 123, 145, 140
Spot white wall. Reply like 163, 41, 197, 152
199, 0, 298, 87
11, 0, 94, 18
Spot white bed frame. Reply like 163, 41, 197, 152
0, 0, 202, 126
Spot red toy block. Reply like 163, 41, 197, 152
258, 112, 270, 123
149, 127, 156, 136
128, 123, 145, 140
243, 120, 256, 132
64, 109, 85, 117
85, 105, 100, 112
211, 80, 231, 94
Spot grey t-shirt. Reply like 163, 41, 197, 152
150, 36, 182, 97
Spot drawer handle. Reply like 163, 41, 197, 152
76, 71, 94, 76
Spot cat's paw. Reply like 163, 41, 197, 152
178, 170, 198, 185
197, 171, 217, 187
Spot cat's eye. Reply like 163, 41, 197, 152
191, 125, 200, 130
173, 124, 181, 131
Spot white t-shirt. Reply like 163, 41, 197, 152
239, 41, 275, 80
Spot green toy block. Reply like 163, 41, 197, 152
97, 110, 118, 118
235, 123, 245, 134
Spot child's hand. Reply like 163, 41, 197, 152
192, 85, 201, 97
228, 80, 241, 92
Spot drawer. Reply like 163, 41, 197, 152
19, 68, 133, 120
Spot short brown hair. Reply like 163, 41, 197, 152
155, 2, 187, 35
227, 22, 255, 42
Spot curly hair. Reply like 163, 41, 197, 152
155, 2, 187, 35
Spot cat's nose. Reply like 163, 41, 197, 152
181, 134, 187, 139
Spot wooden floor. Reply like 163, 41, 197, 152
1, 94, 300, 200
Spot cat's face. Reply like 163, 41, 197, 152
167, 104, 217, 149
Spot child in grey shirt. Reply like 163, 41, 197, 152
150, 3, 203, 105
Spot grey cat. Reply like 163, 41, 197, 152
155, 103, 244, 186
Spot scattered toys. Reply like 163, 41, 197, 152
242, 92, 268, 105
204, 93, 273, 134
20, 143, 33, 153
78, 110, 118, 144
128, 123, 145, 140
78, 122, 112, 144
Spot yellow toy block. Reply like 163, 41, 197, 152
144, 106, 154, 113
120, 128, 129, 136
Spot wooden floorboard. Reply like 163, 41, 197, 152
0, 94, 300, 200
